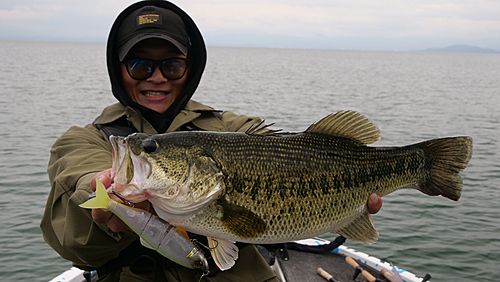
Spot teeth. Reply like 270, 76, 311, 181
143, 91, 167, 98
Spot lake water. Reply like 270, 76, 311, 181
0, 40, 499, 281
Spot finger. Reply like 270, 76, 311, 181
135, 200, 158, 216
134, 200, 151, 212
91, 169, 113, 191
92, 209, 131, 233
367, 193, 383, 214
106, 216, 132, 233
92, 208, 113, 224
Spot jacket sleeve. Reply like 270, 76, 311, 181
40, 124, 137, 269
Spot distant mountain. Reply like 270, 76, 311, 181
420, 44, 500, 54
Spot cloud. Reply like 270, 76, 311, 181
0, 5, 62, 21
0, 2, 112, 40
0, 0, 499, 50
0, 5, 64, 39
179, 0, 500, 40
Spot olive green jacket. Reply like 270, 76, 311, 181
40, 101, 278, 281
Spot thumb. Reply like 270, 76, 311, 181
91, 169, 113, 191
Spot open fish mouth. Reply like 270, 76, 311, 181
110, 135, 151, 201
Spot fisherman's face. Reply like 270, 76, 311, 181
121, 38, 188, 114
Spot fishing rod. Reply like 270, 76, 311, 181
317, 267, 341, 282
345, 256, 380, 282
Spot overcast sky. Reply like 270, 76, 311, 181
1, 0, 500, 51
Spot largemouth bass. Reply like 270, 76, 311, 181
110, 110, 472, 270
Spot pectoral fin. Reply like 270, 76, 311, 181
216, 200, 267, 238
208, 236, 239, 271
335, 210, 379, 244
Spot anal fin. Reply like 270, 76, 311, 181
207, 236, 239, 271
335, 210, 379, 244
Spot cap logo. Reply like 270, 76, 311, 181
137, 14, 162, 25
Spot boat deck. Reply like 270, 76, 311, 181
273, 247, 382, 282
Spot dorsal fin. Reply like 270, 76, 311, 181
305, 110, 380, 145
245, 120, 282, 136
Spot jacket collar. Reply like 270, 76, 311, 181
168, 100, 225, 132
94, 100, 223, 134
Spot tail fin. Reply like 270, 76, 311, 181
416, 136, 472, 201
80, 179, 111, 209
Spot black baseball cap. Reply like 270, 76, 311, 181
116, 5, 190, 61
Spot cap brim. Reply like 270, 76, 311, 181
118, 34, 188, 61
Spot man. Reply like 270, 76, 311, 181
41, 1, 382, 281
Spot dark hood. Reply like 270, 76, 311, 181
106, 0, 207, 133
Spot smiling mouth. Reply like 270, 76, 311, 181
142, 91, 168, 98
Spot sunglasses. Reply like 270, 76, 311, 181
122, 58, 189, 80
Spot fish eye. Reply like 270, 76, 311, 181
143, 139, 158, 153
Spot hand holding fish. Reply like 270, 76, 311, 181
90, 168, 154, 233
367, 193, 383, 214
81, 179, 210, 274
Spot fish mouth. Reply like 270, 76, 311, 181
110, 135, 151, 202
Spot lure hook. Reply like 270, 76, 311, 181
192, 238, 219, 252
110, 188, 135, 208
